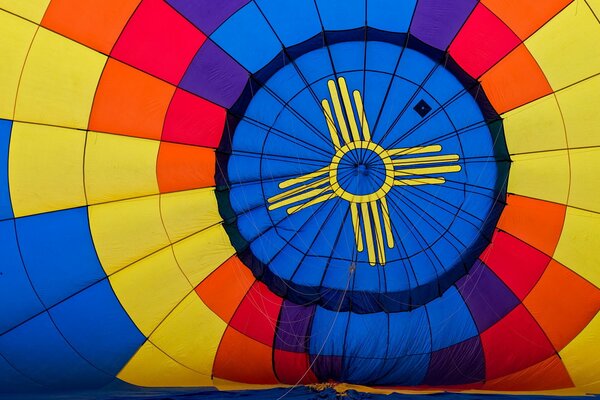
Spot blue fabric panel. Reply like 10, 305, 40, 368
0, 353, 43, 391
345, 313, 387, 359
424, 66, 466, 105
263, 62, 306, 103
426, 286, 478, 351
367, 308, 432, 384
49, 280, 145, 375
316, 0, 365, 31
15, 207, 106, 307
378, 353, 430, 386
211, 2, 281, 73
0, 119, 12, 220
294, 48, 333, 84
309, 307, 349, 357
328, 42, 365, 75
444, 92, 486, 130
367, 0, 416, 33
0, 220, 44, 333
366, 41, 402, 72
0, 313, 113, 389
255, 0, 321, 47
396, 47, 438, 86
343, 312, 387, 382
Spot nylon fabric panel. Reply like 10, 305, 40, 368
145, 292, 227, 378
507, 150, 570, 205
0, 11, 36, 120
210, 2, 280, 73
553, 208, 600, 288
159, 188, 222, 243
40, 0, 141, 54
110, 0, 206, 85
502, 94, 566, 154
15, 207, 105, 307
14, 28, 106, 129
525, 1, 600, 90
0, 0, 50, 23
0, 313, 113, 389
88, 196, 170, 275
84, 131, 159, 205
117, 341, 213, 387
109, 248, 191, 336
560, 313, 600, 392
255, 0, 321, 47
89, 59, 175, 140
0, 120, 12, 219
8, 122, 86, 217
0, 220, 44, 333
48, 280, 145, 376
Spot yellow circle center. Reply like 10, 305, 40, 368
329, 141, 395, 203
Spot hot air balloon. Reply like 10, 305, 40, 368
0, 0, 599, 396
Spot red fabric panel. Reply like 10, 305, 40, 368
162, 89, 226, 148
111, 0, 206, 84
448, 4, 521, 78
481, 305, 556, 380
274, 350, 318, 385
480, 231, 550, 300
229, 281, 283, 346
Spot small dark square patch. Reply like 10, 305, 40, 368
413, 99, 432, 118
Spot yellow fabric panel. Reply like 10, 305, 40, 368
8, 122, 85, 217
172, 224, 235, 286
588, 0, 600, 14
507, 150, 570, 205
14, 28, 106, 129
84, 131, 159, 204
526, 2, 600, 90
160, 188, 222, 243
560, 312, 600, 393
0, 0, 50, 23
88, 195, 170, 275
553, 207, 600, 287
150, 292, 226, 377
117, 341, 212, 387
110, 248, 192, 336
556, 74, 600, 148
501, 94, 566, 155
0, 11, 36, 120
569, 148, 600, 213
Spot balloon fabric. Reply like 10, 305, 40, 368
0, 0, 599, 395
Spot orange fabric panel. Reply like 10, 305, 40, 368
156, 142, 215, 193
89, 59, 175, 140
41, 0, 141, 54
524, 260, 600, 351
481, 0, 573, 39
196, 256, 255, 323
483, 355, 573, 391
480, 44, 552, 114
496, 194, 566, 256
213, 327, 278, 384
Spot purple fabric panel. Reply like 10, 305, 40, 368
456, 260, 520, 333
180, 39, 249, 109
166, 0, 250, 35
410, 0, 478, 50
310, 355, 343, 382
275, 301, 315, 353
423, 336, 485, 385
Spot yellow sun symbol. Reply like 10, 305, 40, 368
267, 77, 462, 266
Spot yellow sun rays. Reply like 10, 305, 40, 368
267, 77, 462, 266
